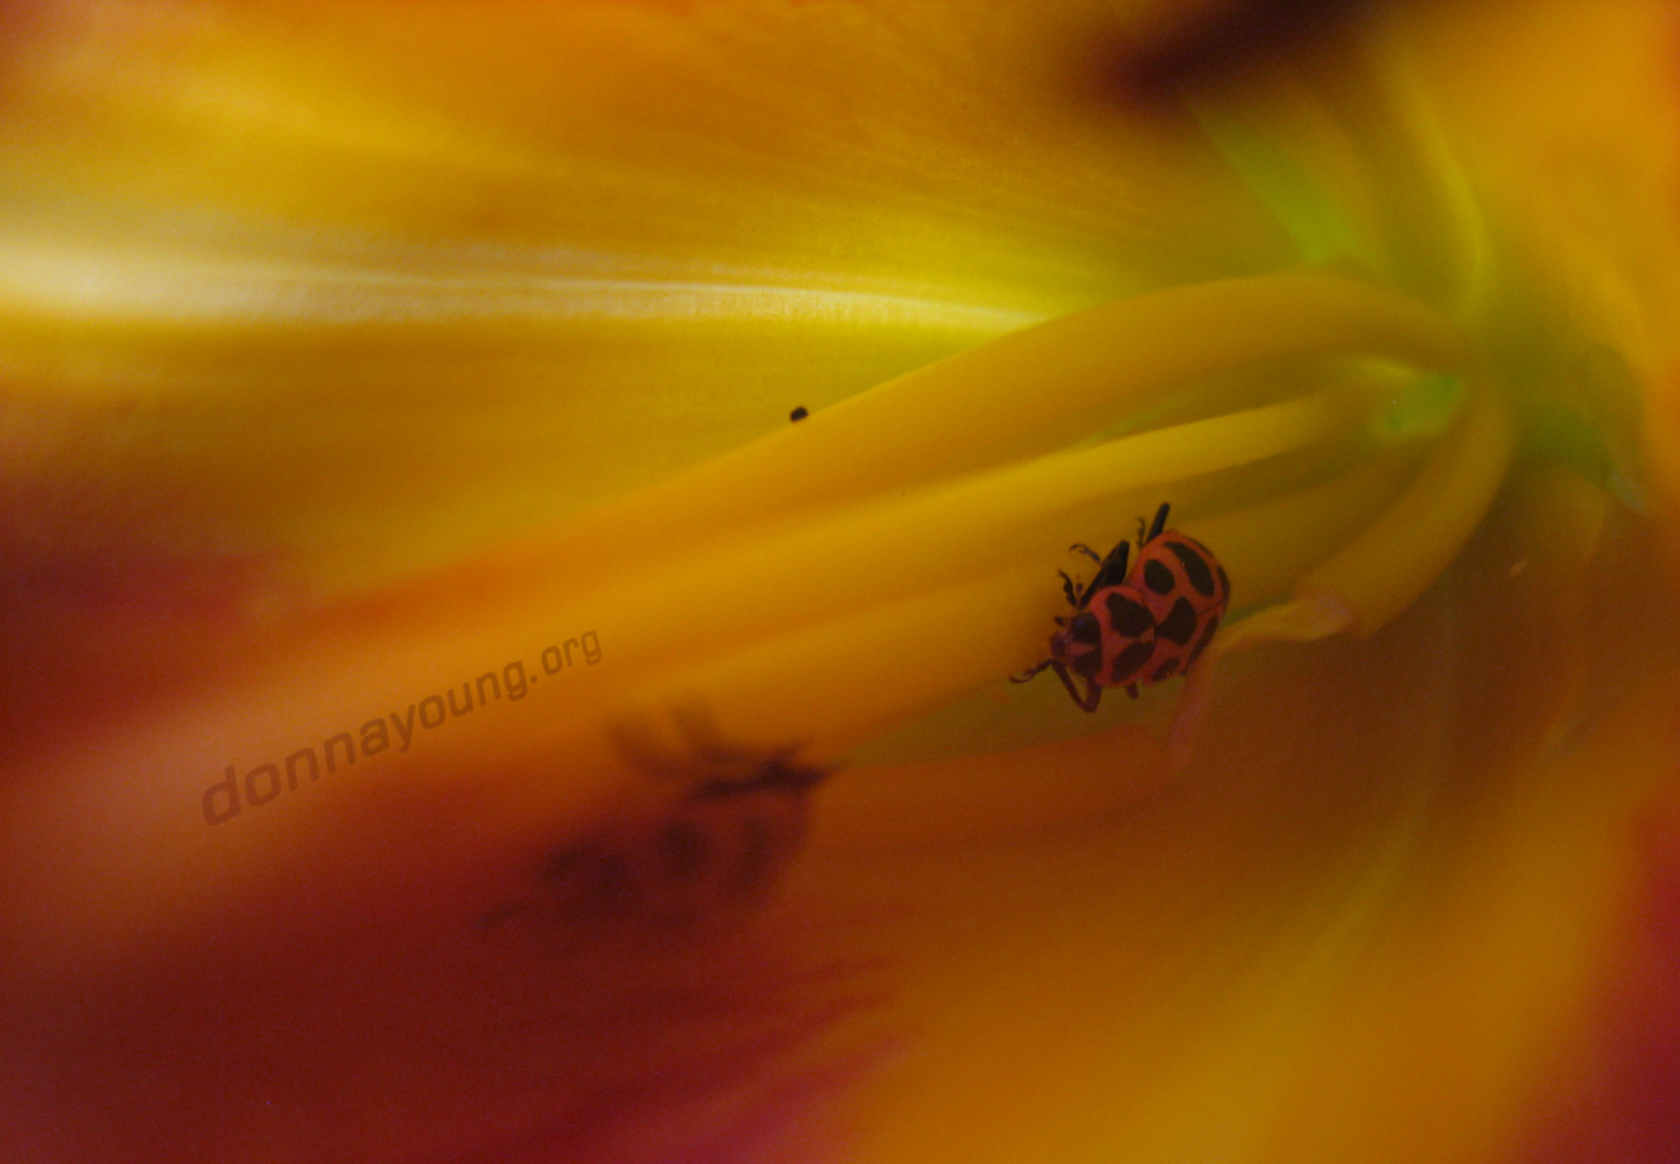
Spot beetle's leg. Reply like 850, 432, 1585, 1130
1125, 683, 1140, 700
1058, 569, 1081, 607
1050, 662, 1103, 712
1077, 675, 1104, 712
1062, 545, 1104, 605
1011, 658, 1054, 683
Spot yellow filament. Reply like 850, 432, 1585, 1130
628, 570, 1039, 759
1222, 381, 1513, 652
307, 377, 1462, 780
594, 398, 1442, 763
545, 271, 1469, 573
1299, 381, 1512, 634
542, 386, 1383, 694
1178, 452, 1424, 614
447, 390, 1402, 766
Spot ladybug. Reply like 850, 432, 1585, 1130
1012, 502, 1229, 712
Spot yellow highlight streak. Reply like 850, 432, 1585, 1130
0, 235, 1041, 335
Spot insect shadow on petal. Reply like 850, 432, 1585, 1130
479, 705, 832, 941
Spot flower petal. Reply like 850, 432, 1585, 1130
0, 0, 1296, 592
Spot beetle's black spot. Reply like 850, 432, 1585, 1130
1158, 597, 1197, 645
789, 405, 809, 422
1166, 540, 1217, 595
1063, 614, 1105, 679
1105, 592, 1154, 637
1151, 658, 1179, 682
1143, 559, 1176, 594
659, 819, 708, 881
1187, 613, 1221, 667
1110, 639, 1154, 684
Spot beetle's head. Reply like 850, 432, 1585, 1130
1050, 610, 1104, 680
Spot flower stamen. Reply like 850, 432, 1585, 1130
540, 271, 1469, 580
1219, 380, 1513, 653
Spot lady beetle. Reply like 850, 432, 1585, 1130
1012, 502, 1229, 712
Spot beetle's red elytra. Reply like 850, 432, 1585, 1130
1012, 503, 1229, 712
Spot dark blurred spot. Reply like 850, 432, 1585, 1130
1085, 0, 1388, 106
658, 818, 709, 881
691, 755, 830, 801
755, 757, 829, 794
591, 852, 641, 912
730, 816, 776, 898
542, 844, 588, 883
789, 405, 809, 422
